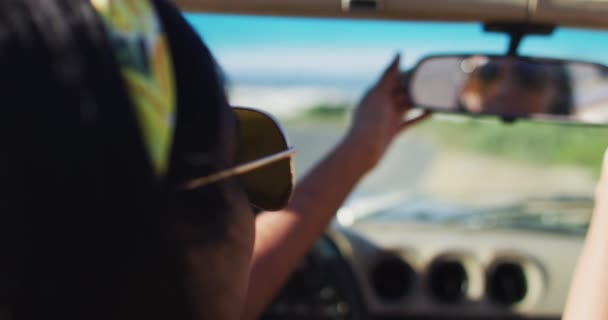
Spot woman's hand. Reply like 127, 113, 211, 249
345, 54, 431, 170
244, 56, 431, 319
563, 147, 608, 320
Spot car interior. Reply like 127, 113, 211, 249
175, 1, 608, 319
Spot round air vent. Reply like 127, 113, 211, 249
371, 255, 414, 301
428, 259, 468, 303
487, 262, 528, 306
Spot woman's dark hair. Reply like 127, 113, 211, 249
0, 1, 233, 319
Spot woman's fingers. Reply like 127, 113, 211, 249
399, 111, 433, 131
393, 92, 409, 110
378, 54, 401, 90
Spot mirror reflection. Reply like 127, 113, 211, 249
409, 55, 608, 124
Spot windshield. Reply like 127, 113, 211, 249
188, 14, 608, 234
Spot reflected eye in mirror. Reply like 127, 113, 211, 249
513, 62, 549, 90
478, 61, 500, 84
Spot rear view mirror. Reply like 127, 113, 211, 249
408, 55, 608, 124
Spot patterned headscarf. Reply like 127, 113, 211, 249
91, 0, 176, 176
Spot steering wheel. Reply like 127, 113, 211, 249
261, 235, 367, 320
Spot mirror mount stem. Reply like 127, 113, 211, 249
507, 32, 524, 57
484, 22, 556, 57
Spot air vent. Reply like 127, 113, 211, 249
428, 260, 468, 303
487, 262, 528, 306
371, 255, 414, 301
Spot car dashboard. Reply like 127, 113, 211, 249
262, 221, 584, 320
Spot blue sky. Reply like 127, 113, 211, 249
185, 13, 608, 89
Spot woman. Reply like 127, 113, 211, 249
0, 1, 428, 319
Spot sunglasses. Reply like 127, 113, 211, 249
478, 60, 550, 90
183, 107, 295, 211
